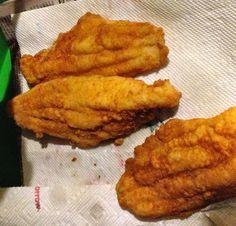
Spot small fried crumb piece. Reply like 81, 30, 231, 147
36, 132, 43, 138
114, 138, 124, 146
71, 157, 77, 162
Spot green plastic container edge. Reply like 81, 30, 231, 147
0, 28, 12, 103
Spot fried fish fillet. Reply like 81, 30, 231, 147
20, 12, 169, 85
116, 107, 236, 218
8, 75, 180, 148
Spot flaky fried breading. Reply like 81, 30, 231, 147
20, 12, 169, 85
8, 75, 180, 148
116, 107, 236, 218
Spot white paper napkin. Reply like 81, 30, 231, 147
1, 0, 236, 225
1, 185, 236, 226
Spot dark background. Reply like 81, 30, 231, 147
0, 77, 22, 187
0, 16, 23, 187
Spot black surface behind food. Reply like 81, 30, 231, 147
0, 16, 22, 187
0, 86, 22, 187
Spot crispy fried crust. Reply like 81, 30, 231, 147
20, 12, 169, 85
8, 75, 181, 148
116, 107, 236, 218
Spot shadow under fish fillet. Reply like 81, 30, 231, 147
116, 107, 236, 218
20, 12, 169, 85
8, 75, 181, 148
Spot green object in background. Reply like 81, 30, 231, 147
0, 28, 11, 103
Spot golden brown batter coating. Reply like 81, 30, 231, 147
8, 75, 181, 148
20, 12, 169, 85
116, 107, 236, 218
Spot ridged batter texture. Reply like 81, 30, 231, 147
116, 107, 236, 218
20, 12, 169, 85
8, 75, 181, 148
